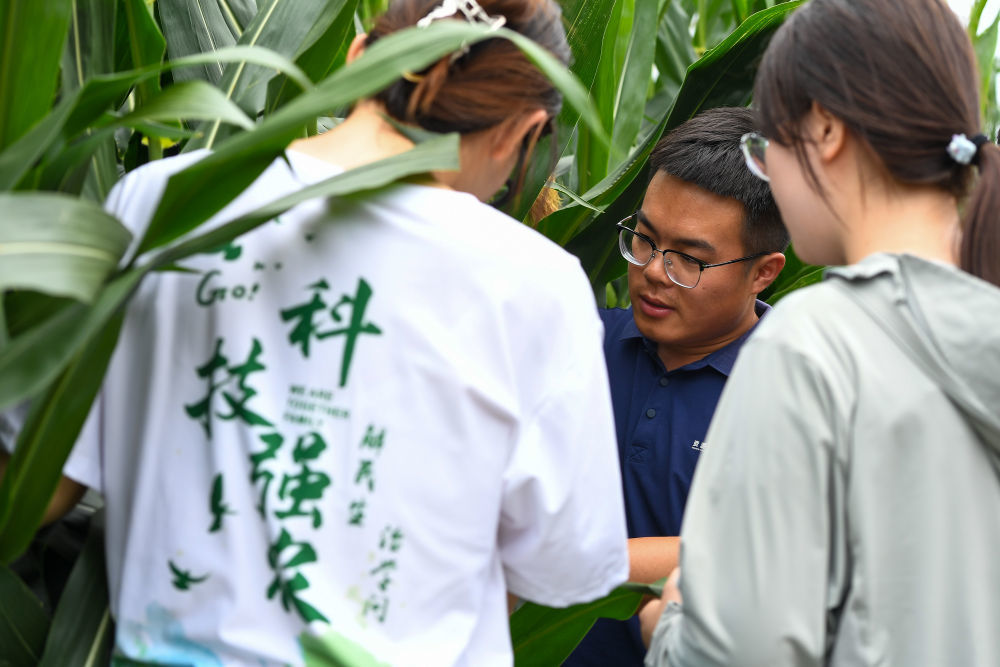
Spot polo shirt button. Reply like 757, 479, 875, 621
659, 377, 670, 387
646, 408, 656, 418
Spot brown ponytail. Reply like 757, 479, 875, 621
961, 141, 1000, 287
405, 57, 452, 120
365, 0, 569, 135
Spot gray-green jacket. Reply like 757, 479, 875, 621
646, 253, 1000, 666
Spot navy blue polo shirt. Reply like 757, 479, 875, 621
564, 300, 770, 667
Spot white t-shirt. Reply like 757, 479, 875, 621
66, 150, 629, 666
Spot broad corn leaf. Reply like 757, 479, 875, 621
0, 194, 131, 302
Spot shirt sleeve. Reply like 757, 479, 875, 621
61, 393, 104, 491
59, 169, 141, 492
497, 275, 630, 607
645, 331, 850, 666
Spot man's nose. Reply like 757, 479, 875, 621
642, 252, 674, 286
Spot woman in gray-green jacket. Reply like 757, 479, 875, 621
640, 1, 1000, 665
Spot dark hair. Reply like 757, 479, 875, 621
754, 0, 1000, 287
366, 0, 568, 132
650, 106, 789, 255
365, 0, 568, 203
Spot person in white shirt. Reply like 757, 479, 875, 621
11, 1, 630, 664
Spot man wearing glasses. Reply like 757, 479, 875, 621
566, 107, 788, 667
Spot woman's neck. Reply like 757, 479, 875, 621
288, 101, 417, 170
842, 183, 960, 267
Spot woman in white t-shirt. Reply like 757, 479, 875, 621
35, 1, 630, 664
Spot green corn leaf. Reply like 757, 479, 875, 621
0, 45, 311, 192
2, 292, 76, 342
170, 45, 313, 94
0, 95, 76, 191
0, 0, 73, 150
265, 0, 359, 115
62, 0, 116, 96
549, 183, 605, 214
37, 512, 114, 667
731, 0, 751, 23
760, 244, 824, 304
575, 0, 623, 193
220, 0, 260, 34
0, 266, 140, 414
41, 80, 259, 191
188, 0, 350, 151
510, 586, 645, 667
609, 0, 658, 167
300, 629, 391, 667
105, 80, 256, 131
0, 563, 50, 666
61, 0, 119, 201
969, 0, 1000, 121
765, 267, 825, 305
0, 194, 132, 302
651, 1, 697, 121
0, 305, 126, 563
116, 0, 167, 105
158, 0, 242, 85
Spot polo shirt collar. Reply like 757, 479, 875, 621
620, 299, 772, 377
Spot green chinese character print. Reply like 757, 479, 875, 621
362, 594, 389, 624
293, 431, 327, 461
218, 338, 273, 428
360, 425, 385, 454
280, 280, 329, 358
209, 473, 235, 533
348, 499, 366, 526
379, 526, 404, 552
275, 432, 331, 528
266, 529, 329, 623
169, 560, 209, 591
354, 460, 374, 492
207, 241, 242, 261
320, 279, 382, 387
370, 560, 396, 592
280, 278, 382, 387
250, 432, 284, 517
184, 338, 229, 437
185, 337, 274, 438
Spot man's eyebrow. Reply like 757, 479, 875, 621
635, 210, 653, 230
672, 237, 716, 253
635, 210, 716, 253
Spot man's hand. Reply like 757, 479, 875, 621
640, 567, 682, 647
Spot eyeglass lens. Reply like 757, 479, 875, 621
740, 133, 769, 182
618, 227, 702, 288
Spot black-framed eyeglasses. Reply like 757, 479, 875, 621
617, 215, 766, 289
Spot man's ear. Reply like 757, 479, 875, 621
346, 33, 367, 64
750, 252, 787, 295
490, 108, 549, 162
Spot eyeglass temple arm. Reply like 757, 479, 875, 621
701, 251, 768, 269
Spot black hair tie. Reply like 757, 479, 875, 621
972, 133, 990, 166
